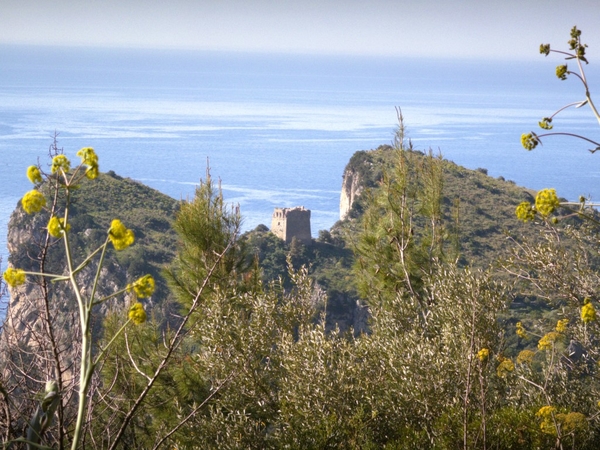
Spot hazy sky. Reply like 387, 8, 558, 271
1, 0, 599, 59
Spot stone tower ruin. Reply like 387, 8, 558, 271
271, 206, 312, 245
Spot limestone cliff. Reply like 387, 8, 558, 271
339, 168, 362, 221
339, 145, 392, 221
5, 205, 129, 342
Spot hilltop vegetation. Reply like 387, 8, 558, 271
244, 144, 554, 333
339, 144, 541, 265
8, 170, 179, 309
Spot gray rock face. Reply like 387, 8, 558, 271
339, 168, 363, 221
2, 173, 179, 347
3, 205, 131, 347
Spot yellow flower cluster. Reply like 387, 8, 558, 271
556, 64, 568, 80
539, 43, 551, 55
27, 165, 43, 184
21, 190, 46, 214
515, 202, 536, 222
496, 358, 514, 378
556, 318, 569, 333
536, 406, 588, 435
582, 298, 596, 323
477, 348, 489, 362
128, 302, 147, 325
537, 405, 555, 418
521, 132, 540, 150
3, 268, 26, 288
536, 405, 557, 435
517, 349, 535, 365
108, 219, 135, 251
51, 154, 71, 174
128, 274, 155, 299
77, 147, 99, 180
538, 117, 553, 130
535, 189, 560, 217
47, 216, 70, 238
515, 321, 527, 339
538, 331, 562, 351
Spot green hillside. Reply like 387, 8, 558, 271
7, 147, 576, 335
8, 170, 180, 310
242, 144, 566, 333
338, 145, 541, 265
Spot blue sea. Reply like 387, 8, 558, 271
1, 46, 599, 300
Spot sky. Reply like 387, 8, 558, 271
1, 1, 599, 59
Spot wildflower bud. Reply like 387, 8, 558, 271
108, 219, 135, 250
3, 267, 26, 287
535, 188, 560, 217
582, 298, 596, 323
21, 190, 46, 214
556, 64, 568, 80
538, 117, 553, 130
538, 332, 561, 351
47, 216, 70, 238
537, 405, 556, 419
536, 406, 558, 435
521, 132, 540, 150
568, 27, 583, 54
539, 43, 550, 55
477, 348, 489, 362
577, 45, 588, 63
76, 147, 97, 165
515, 202, 536, 222
85, 165, 99, 180
51, 155, 71, 174
127, 274, 155, 298
568, 38, 578, 50
561, 412, 588, 433
27, 166, 43, 184
77, 147, 99, 179
128, 302, 147, 325
556, 318, 569, 333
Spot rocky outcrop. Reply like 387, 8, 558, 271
339, 168, 363, 221
0, 175, 180, 431
1, 173, 180, 346
339, 145, 393, 221
4, 204, 139, 352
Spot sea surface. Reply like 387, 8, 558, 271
1, 45, 600, 309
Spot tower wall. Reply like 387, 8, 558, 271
271, 206, 312, 245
